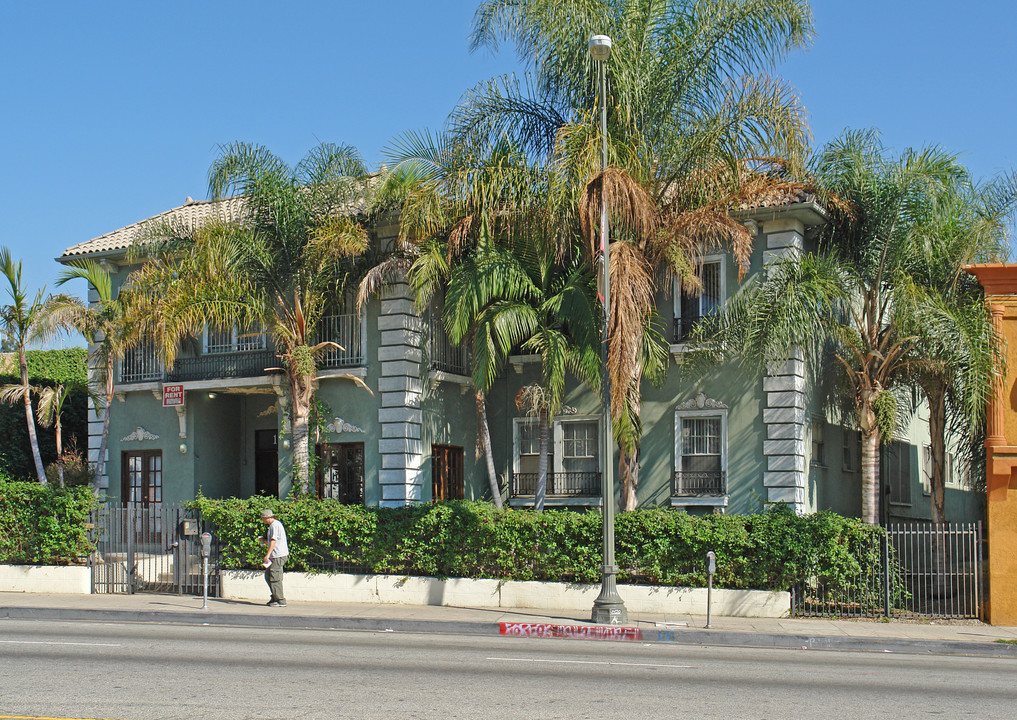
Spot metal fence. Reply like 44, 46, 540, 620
511, 471, 601, 498
89, 503, 222, 596
792, 522, 982, 619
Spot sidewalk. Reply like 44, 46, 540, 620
2, 590, 1016, 658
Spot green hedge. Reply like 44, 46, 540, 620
190, 496, 884, 591
0, 477, 96, 564
0, 348, 89, 479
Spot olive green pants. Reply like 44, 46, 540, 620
264, 557, 286, 603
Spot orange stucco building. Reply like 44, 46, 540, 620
966, 264, 1017, 625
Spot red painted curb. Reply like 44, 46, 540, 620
499, 622, 642, 641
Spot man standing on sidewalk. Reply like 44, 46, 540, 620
259, 509, 288, 607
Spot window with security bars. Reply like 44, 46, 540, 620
316, 442, 364, 504
885, 440, 913, 506
432, 444, 464, 501
204, 324, 266, 354
676, 259, 723, 342
675, 414, 725, 496
122, 450, 162, 507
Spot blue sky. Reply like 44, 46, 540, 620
2, 1, 1015, 328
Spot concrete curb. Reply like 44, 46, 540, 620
4, 604, 1017, 659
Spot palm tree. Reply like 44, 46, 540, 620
457, 0, 815, 508
131, 142, 374, 494
697, 130, 967, 524
35, 382, 95, 488
898, 174, 1016, 525
0, 247, 48, 483
48, 260, 140, 489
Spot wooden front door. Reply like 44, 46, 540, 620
432, 444, 464, 501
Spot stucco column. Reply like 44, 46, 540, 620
376, 281, 424, 507
760, 218, 808, 512
986, 303, 1006, 448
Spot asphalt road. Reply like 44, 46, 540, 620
1, 619, 1015, 720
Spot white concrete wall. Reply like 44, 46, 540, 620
221, 571, 790, 618
0, 565, 91, 594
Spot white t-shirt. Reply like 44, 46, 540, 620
266, 519, 288, 559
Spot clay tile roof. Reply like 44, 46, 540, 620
736, 187, 817, 211
59, 196, 247, 260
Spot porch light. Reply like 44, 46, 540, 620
179, 443, 187, 454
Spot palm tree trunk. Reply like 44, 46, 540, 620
620, 449, 638, 511
926, 385, 948, 596
475, 391, 502, 509
55, 417, 64, 488
291, 400, 311, 496
536, 408, 549, 512
860, 428, 881, 525
19, 346, 45, 484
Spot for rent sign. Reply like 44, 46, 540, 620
162, 384, 185, 407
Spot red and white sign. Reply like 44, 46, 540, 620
162, 384, 185, 407
499, 622, 642, 641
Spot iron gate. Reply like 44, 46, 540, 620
89, 503, 221, 596
792, 521, 983, 619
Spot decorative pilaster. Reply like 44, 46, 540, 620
761, 220, 807, 511
377, 282, 424, 506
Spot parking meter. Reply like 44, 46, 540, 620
705, 551, 716, 629
200, 532, 212, 609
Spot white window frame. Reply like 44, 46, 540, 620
203, 324, 267, 354
513, 415, 601, 476
673, 254, 727, 342
673, 408, 728, 477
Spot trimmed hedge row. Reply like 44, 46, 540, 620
191, 496, 884, 591
0, 478, 96, 565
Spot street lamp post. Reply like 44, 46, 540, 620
589, 33, 628, 625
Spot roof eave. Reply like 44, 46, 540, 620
731, 200, 829, 228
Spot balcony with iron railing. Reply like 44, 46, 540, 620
429, 313, 469, 376
672, 470, 726, 497
316, 312, 365, 369
164, 349, 281, 382
510, 471, 601, 498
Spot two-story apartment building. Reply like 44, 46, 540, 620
59, 195, 982, 524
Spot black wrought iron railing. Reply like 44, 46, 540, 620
429, 314, 469, 376
165, 350, 280, 382
316, 313, 364, 369
672, 470, 726, 496
673, 316, 699, 343
511, 471, 601, 498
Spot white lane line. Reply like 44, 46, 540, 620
0, 640, 122, 647
488, 657, 692, 669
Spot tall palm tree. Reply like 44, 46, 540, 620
131, 142, 374, 494
35, 382, 95, 488
697, 130, 967, 524
48, 260, 140, 490
898, 175, 1015, 525
0, 247, 48, 483
457, 0, 815, 508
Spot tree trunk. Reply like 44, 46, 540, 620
291, 399, 311, 496
475, 391, 502, 509
55, 417, 64, 488
860, 428, 881, 525
620, 449, 638, 511
20, 346, 45, 484
927, 387, 947, 527
926, 385, 948, 595
535, 408, 549, 512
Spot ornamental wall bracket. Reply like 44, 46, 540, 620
121, 427, 160, 442
175, 406, 186, 439
324, 417, 365, 434
676, 392, 728, 411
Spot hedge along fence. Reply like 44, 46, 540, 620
0, 348, 89, 480
190, 496, 885, 592
0, 478, 96, 565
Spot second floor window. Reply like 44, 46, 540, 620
675, 257, 724, 342
204, 324, 266, 354
674, 411, 727, 496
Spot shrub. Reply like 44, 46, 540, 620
0, 476, 96, 565
190, 495, 884, 591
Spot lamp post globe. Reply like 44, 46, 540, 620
589, 33, 628, 625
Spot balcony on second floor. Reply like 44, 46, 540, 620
510, 471, 601, 500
